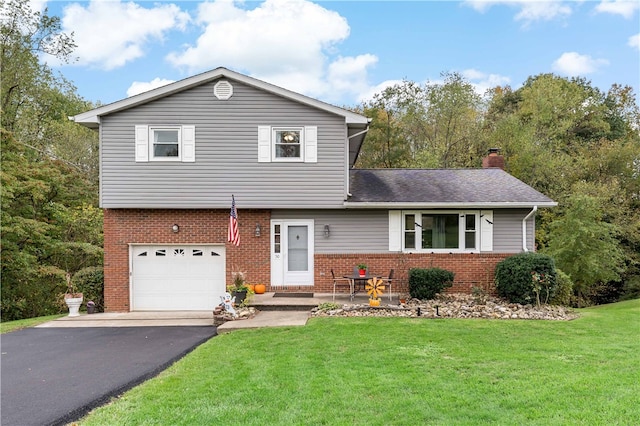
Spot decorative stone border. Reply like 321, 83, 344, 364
311, 293, 578, 321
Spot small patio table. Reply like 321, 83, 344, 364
343, 273, 380, 300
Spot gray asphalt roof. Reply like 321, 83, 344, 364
348, 168, 555, 206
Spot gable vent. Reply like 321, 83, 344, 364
214, 80, 233, 100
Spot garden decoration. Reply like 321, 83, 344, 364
366, 277, 385, 307
64, 272, 83, 317
220, 292, 237, 318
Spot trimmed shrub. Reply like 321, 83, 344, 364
495, 252, 558, 305
550, 269, 573, 306
72, 266, 104, 312
409, 267, 454, 300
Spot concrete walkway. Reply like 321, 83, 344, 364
35, 293, 395, 331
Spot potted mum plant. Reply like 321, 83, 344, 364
229, 270, 249, 305
64, 272, 83, 317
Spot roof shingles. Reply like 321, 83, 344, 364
348, 169, 555, 205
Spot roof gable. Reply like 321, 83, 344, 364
72, 67, 369, 128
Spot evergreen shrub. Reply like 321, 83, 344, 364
495, 252, 557, 305
409, 267, 454, 300
550, 269, 573, 306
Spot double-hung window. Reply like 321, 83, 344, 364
403, 211, 479, 252
151, 127, 180, 160
273, 128, 302, 161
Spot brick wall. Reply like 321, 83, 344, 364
314, 252, 510, 296
104, 209, 511, 311
103, 209, 271, 312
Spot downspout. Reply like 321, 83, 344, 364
522, 206, 538, 252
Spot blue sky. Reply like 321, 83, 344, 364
36, 0, 640, 107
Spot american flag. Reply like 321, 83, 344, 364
228, 195, 240, 246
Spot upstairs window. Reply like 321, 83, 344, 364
257, 126, 317, 163
135, 125, 195, 163
274, 129, 302, 160
151, 128, 180, 159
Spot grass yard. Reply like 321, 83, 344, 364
80, 300, 639, 425
0, 314, 65, 334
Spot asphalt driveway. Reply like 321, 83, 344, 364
1, 326, 217, 426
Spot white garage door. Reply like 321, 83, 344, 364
131, 245, 226, 311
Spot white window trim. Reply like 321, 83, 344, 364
149, 126, 182, 162
272, 127, 304, 162
401, 210, 481, 253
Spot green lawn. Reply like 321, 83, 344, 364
80, 300, 639, 425
0, 314, 65, 334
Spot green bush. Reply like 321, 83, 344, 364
495, 252, 558, 305
621, 276, 640, 301
409, 267, 454, 300
72, 266, 104, 312
550, 269, 573, 306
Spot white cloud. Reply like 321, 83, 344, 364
461, 69, 511, 95
28, 0, 48, 14
355, 79, 404, 104
127, 78, 176, 97
464, 0, 572, 25
629, 33, 640, 50
552, 52, 609, 76
595, 0, 639, 19
59, 0, 190, 70
166, 0, 377, 102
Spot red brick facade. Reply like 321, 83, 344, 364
314, 253, 509, 295
103, 208, 271, 312
104, 209, 509, 311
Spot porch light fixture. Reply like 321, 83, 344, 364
324, 224, 330, 238
255, 223, 261, 237
172, 224, 180, 233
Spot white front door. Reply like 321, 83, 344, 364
271, 220, 314, 286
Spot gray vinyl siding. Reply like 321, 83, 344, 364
272, 210, 389, 254
100, 78, 348, 208
273, 208, 536, 254
493, 209, 535, 253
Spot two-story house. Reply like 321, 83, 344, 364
73, 67, 555, 312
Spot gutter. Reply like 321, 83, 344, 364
343, 201, 556, 209
522, 206, 538, 252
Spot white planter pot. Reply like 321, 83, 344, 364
65, 297, 83, 317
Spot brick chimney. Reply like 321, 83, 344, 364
482, 148, 505, 170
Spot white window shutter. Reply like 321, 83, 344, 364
257, 126, 271, 162
480, 210, 494, 252
135, 125, 149, 162
305, 126, 317, 163
389, 210, 402, 251
182, 125, 196, 162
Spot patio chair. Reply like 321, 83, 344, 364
331, 269, 351, 301
381, 269, 395, 302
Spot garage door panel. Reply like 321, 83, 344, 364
131, 245, 225, 311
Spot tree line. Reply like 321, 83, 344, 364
1, 0, 638, 319
354, 72, 640, 306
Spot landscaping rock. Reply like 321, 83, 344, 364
311, 293, 578, 320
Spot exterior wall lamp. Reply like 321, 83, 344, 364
324, 224, 330, 238
172, 224, 180, 233
255, 223, 261, 237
